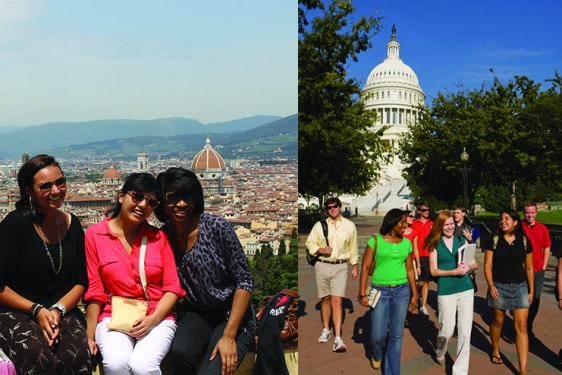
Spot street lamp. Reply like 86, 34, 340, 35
460, 147, 469, 210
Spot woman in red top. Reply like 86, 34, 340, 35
402, 210, 420, 328
84, 173, 185, 374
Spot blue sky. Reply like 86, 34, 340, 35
0, 0, 296, 127
343, 0, 562, 105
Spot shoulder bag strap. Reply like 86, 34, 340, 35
139, 236, 149, 301
321, 220, 329, 247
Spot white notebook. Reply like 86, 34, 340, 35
458, 243, 477, 264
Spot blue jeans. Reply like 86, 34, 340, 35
370, 282, 410, 375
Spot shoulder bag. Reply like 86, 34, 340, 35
306, 220, 329, 266
107, 236, 149, 334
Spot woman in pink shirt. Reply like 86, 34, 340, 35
84, 173, 185, 374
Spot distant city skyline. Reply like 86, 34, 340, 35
0, 0, 296, 127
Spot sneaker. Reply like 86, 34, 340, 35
370, 358, 381, 369
318, 328, 331, 343
419, 305, 430, 318
333, 336, 347, 352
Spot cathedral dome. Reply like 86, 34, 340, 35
191, 136, 226, 172
102, 167, 121, 179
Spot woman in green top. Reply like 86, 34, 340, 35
427, 211, 477, 373
359, 209, 417, 375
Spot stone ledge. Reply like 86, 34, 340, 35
93, 347, 298, 375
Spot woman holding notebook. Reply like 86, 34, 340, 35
358, 208, 417, 375
427, 211, 478, 374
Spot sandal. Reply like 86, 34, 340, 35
436, 356, 445, 366
490, 354, 503, 364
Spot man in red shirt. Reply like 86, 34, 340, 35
521, 200, 551, 342
410, 202, 434, 318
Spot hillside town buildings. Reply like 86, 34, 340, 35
0, 143, 298, 257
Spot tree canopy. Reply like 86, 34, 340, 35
400, 72, 562, 210
298, 0, 386, 203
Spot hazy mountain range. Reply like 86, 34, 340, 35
0, 115, 297, 159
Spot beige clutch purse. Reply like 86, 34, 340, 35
107, 236, 150, 334
107, 296, 148, 333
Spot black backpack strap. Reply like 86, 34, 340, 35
321, 220, 329, 247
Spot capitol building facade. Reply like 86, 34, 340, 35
363, 26, 425, 180
350, 26, 425, 213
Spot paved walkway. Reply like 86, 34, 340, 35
298, 216, 562, 374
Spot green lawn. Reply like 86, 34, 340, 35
476, 210, 562, 224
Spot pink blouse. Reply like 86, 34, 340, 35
84, 218, 185, 322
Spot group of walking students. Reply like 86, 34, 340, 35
0, 154, 255, 375
356, 204, 556, 375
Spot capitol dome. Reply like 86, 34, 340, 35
362, 25, 426, 179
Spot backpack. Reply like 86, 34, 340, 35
492, 235, 527, 250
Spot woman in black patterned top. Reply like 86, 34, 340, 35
155, 167, 255, 375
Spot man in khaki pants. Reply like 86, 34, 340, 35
306, 197, 358, 352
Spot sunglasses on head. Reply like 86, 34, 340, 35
326, 204, 340, 210
419, 208, 430, 212
38, 177, 67, 191
165, 192, 197, 205
127, 191, 159, 209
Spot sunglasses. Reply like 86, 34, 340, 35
127, 191, 159, 209
419, 208, 430, 212
408, 215, 415, 218
165, 192, 197, 205
38, 177, 67, 191
326, 205, 340, 210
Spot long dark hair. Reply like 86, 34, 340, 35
496, 208, 525, 239
154, 167, 205, 223
106, 173, 158, 218
15, 154, 62, 224
379, 208, 405, 236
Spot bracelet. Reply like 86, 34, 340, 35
50, 303, 67, 317
357, 295, 367, 300
488, 285, 495, 288
30, 303, 45, 318
28, 303, 39, 317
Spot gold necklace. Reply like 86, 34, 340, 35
37, 212, 63, 274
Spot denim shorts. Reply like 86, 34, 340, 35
487, 281, 529, 310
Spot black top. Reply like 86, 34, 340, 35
0, 210, 88, 315
454, 221, 472, 239
489, 234, 533, 284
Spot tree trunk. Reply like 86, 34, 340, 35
510, 181, 517, 210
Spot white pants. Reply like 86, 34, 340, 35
96, 317, 176, 375
436, 289, 474, 375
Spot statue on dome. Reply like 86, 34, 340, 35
392, 24, 396, 37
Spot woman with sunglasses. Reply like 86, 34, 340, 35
0, 154, 92, 374
84, 173, 185, 374
155, 167, 255, 375
426, 211, 477, 373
